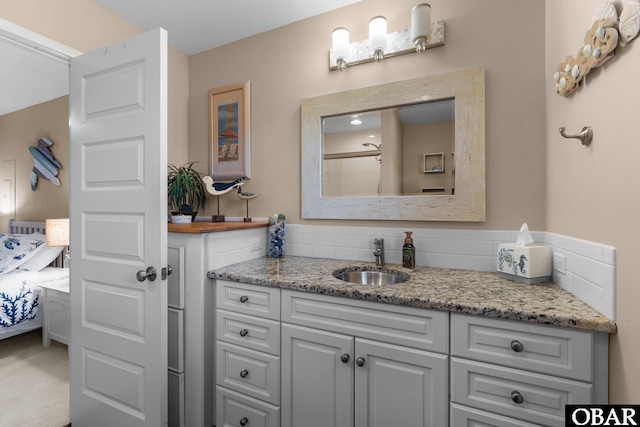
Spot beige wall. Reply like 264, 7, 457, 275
546, 0, 639, 403
188, 0, 547, 228
0, 97, 69, 231
0, 0, 190, 226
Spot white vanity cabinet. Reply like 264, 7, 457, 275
168, 225, 267, 427
450, 313, 609, 427
216, 280, 282, 427
280, 289, 449, 427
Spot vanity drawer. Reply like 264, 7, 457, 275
451, 403, 544, 427
216, 386, 280, 427
451, 313, 593, 381
167, 245, 185, 309
168, 307, 184, 372
281, 289, 448, 353
451, 358, 592, 427
217, 280, 280, 321
217, 309, 280, 356
216, 341, 280, 405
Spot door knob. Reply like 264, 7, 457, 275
136, 266, 157, 282
355, 357, 365, 367
167, 264, 173, 276
510, 340, 524, 352
511, 390, 524, 404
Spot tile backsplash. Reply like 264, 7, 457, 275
284, 224, 616, 321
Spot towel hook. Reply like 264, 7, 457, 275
559, 126, 593, 146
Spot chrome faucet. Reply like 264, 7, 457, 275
373, 238, 385, 266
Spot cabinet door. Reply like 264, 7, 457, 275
281, 323, 354, 427
354, 338, 448, 427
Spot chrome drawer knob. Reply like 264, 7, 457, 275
340, 353, 350, 363
511, 390, 524, 404
240, 417, 248, 426
239, 329, 249, 337
510, 340, 524, 353
240, 369, 249, 378
240, 295, 249, 303
355, 357, 366, 367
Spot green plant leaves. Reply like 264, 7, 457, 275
167, 162, 207, 212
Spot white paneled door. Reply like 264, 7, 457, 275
69, 28, 168, 427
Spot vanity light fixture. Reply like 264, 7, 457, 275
329, 3, 444, 71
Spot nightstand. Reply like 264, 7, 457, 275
39, 279, 70, 347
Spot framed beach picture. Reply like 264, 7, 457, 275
209, 81, 251, 180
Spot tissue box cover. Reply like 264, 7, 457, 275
497, 244, 551, 284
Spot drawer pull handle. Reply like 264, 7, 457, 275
511, 390, 524, 404
240, 417, 249, 426
239, 329, 249, 337
239, 295, 249, 303
510, 340, 524, 353
340, 353, 350, 363
240, 369, 249, 378
355, 357, 366, 367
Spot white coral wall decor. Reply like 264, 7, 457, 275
554, 1, 640, 97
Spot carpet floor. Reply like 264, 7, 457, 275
0, 329, 71, 427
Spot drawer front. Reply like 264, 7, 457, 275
217, 341, 280, 405
168, 308, 184, 373
168, 371, 185, 427
451, 314, 593, 381
281, 289, 448, 353
217, 386, 280, 427
451, 403, 544, 427
167, 245, 185, 309
451, 358, 592, 427
217, 280, 280, 321
217, 310, 280, 356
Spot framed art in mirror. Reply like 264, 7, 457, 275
209, 81, 251, 180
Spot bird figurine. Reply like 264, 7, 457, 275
202, 176, 244, 196
237, 186, 258, 222
236, 186, 258, 201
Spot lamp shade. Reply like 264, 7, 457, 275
411, 3, 432, 44
332, 27, 350, 62
46, 218, 69, 247
368, 16, 387, 51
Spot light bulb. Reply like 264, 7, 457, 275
411, 3, 431, 53
369, 16, 387, 62
332, 27, 350, 71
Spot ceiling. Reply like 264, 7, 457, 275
94, 0, 361, 56
1, 0, 359, 116
324, 99, 456, 134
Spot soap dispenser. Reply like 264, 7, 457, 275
402, 231, 415, 269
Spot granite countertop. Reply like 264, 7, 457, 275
209, 256, 617, 334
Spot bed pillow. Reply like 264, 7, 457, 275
0, 233, 45, 275
17, 232, 65, 272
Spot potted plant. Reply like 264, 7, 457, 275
167, 162, 207, 222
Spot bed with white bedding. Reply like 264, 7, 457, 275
0, 220, 67, 340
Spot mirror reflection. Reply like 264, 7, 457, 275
301, 67, 485, 222
322, 99, 455, 197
